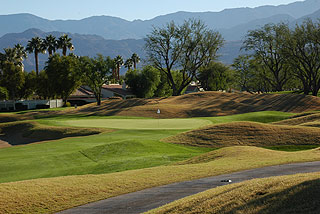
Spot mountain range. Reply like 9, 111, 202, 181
0, 0, 319, 72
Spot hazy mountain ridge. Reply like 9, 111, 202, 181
0, 0, 319, 71
0, 0, 319, 40
0, 28, 242, 72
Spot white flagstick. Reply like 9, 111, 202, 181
157, 109, 160, 128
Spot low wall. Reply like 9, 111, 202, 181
0, 99, 64, 111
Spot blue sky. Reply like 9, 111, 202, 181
0, 0, 300, 21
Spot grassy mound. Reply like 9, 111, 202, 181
274, 112, 320, 126
1, 146, 320, 213
0, 128, 210, 183
165, 122, 320, 148
66, 92, 320, 118
146, 172, 320, 214
0, 121, 103, 146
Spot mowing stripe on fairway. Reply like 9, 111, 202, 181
61, 118, 212, 130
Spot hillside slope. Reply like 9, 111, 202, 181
164, 121, 320, 147
69, 92, 320, 118
146, 172, 320, 214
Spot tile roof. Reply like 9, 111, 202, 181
102, 85, 135, 96
71, 86, 95, 97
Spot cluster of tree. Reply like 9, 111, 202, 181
26, 34, 75, 75
112, 53, 141, 81
234, 19, 320, 96
125, 19, 236, 98
0, 34, 143, 106
0, 34, 75, 102
144, 19, 224, 96
2, 18, 319, 110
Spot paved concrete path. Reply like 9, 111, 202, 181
58, 161, 320, 214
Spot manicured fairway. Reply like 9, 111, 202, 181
0, 111, 297, 183
0, 129, 211, 183
60, 118, 212, 130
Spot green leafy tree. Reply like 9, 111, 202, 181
44, 35, 58, 56
45, 54, 82, 105
154, 70, 173, 97
26, 37, 46, 75
81, 54, 113, 105
0, 87, 8, 100
281, 19, 320, 95
131, 53, 140, 70
233, 55, 255, 92
36, 70, 54, 99
17, 71, 37, 99
243, 23, 290, 91
198, 61, 233, 91
125, 65, 160, 98
57, 34, 74, 56
0, 61, 25, 100
145, 19, 224, 96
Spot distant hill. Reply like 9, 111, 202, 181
0, 29, 146, 72
0, 0, 320, 71
221, 14, 295, 41
0, 0, 319, 40
0, 29, 242, 72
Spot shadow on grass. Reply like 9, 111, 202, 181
227, 178, 320, 214
0, 122, 101, 146
264, 145, 320, 152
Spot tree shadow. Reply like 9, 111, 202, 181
0, 122, 100, 146
226, 178, 320, 214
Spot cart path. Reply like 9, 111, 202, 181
57, 161, 320, 214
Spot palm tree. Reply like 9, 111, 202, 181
57, 34, 74, 56
43, 35, 57, 56
114, 55, 123, 81
26, 37, 46, 75
3, 47, 17, 62
111, 59, 118, 82
14, 44, 28, 69
124, 58, 133, 71
131, 53, 140, 70
3, 44, 27, 68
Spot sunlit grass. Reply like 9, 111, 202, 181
1, 146, 320, 213
146, 172, 320, 214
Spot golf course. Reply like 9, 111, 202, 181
1, 92, 320, 213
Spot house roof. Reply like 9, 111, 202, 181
102, 84, 135, 97
70, 86, 95, 97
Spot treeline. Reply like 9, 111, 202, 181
0, 33, 141, 105
0, 18, 319, 107
234, 19, 320, 95
127, 18, 320, 98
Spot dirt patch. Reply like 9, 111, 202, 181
0, 139, 10, 148
164, 121, 320, 148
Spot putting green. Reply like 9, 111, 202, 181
61, 118, 212, 130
